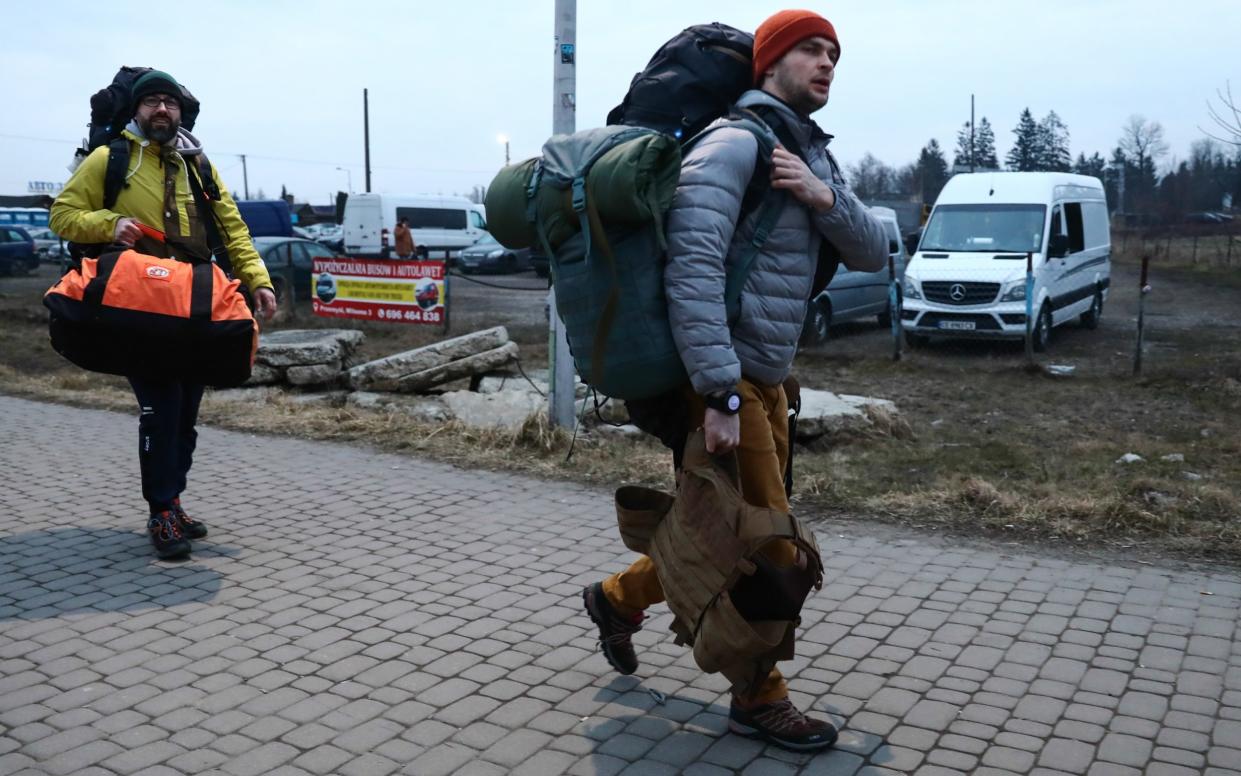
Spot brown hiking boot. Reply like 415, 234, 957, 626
728, 697, 838, 751
582, 582, 644, 675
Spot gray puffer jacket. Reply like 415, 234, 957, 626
665, 90, 887, 395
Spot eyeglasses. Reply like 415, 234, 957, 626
140, 95, 182, 110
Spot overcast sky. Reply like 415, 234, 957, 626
2, 0, 1237, 205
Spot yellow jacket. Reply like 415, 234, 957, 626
51, 130, 272, 293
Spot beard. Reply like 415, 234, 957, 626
772, 68, 829, 116
139, 114, 181, 144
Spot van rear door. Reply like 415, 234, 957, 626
344, 195, 383, 257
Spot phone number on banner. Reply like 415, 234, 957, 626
312, 299, 444, 324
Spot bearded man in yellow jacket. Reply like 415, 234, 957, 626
51, 69, 277, 560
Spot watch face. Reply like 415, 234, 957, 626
727, 394, 742, 412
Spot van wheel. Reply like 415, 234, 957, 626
1033, 303, 1053, 352
801, 298, 831, 346
904, 331, 928, 348
1079, 288, 1103, 330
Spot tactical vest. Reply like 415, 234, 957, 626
614, 432, 824, 696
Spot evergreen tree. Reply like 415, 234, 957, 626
1072, 152, 1107, 181
975, 118, 998, 169
916, 139, 949, 203
1036, 111, 1072, 171
953, 122, 974, 169
1006, 109, 1041, 171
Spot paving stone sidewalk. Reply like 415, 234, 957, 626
0, 394, 1239, 776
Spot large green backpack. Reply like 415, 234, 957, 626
486, 113, 786, 401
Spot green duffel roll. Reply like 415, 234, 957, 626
587, 133, 681, 226
485, 158, 540, 249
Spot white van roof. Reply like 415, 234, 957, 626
936, 172, 1106, 206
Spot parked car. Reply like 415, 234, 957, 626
0, 226, 39, 276
457, 233, 530, 274
900, 172, 1111, 351
801, 206, 906, 345
24, 227, 64, 259
254, 236, 341, 303
1185, 211, 1234, 224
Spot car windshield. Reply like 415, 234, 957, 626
474, 233, 497, 246
920, 204, 1047, 253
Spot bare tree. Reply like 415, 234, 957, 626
1202, 81, 1241, 148
1118, 115, 1169, 174
846, 153, 895, 200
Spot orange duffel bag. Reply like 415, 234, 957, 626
44, 249, 258, 387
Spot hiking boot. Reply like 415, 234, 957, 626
171, 498, 208, 540
148, 510, 191, 560
729, 697, 838, 752
582, 582, 643, 675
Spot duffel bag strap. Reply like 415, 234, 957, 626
190, 263, 215, 321
82, 250, 124, 311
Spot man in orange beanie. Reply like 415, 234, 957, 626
583, 8, 886, 753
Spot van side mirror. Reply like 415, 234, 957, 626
888, 238, 900, 255
1047, 233, 1069, 258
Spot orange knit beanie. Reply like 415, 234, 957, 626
752, 10, 839, 85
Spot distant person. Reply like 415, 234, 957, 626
394, 217, 416, 259
51, 69, 277, 560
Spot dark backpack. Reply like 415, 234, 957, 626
82, 66, 202, 156
607, 22, 755, 143
68, 68, 230, 272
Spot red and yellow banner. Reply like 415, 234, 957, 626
311, 258, 446, 324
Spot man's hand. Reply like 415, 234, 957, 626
253, 288, 278, 321
113, 217, 142, 246
703, 407, 740, 454
771, 147, 836, 212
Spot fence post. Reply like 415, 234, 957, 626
1133, 255, 1150, 376
888, 254, 901, 361
1024, 251, 1035, 366
1192, 234, 1199, 264
1228, 232, 1235, 266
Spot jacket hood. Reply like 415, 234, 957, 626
736, 90, 833, 149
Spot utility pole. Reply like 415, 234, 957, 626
970, 94, 975, 173
548, 0, 577, 428
240, 154, 250, 199
363, 88, 372, 193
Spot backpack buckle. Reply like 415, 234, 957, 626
571, 177, 587, 213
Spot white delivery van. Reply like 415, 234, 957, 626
901, 172, 1110, 351
342, 194, 488, 258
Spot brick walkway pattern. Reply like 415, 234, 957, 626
0, 395, 1239, 776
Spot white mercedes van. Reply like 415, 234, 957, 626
901, 172, 1110, 351
343, 194, 488, 258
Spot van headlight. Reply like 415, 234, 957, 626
1000, 281, 1027, 302
903, 277, 922, 300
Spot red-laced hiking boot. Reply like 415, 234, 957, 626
171, 498, 208, 540
147, 510, 191, 560
582, 582, 644, 675
729, 697, 838, 752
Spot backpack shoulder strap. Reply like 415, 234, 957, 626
102, 138, 131, 210
183, 156, 234, 277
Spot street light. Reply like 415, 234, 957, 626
335, 166, 353, 193
497, 134, 510, 166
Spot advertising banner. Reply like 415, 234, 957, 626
311, 258, 446, 324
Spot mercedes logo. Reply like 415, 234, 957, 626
949, 283, 967, 301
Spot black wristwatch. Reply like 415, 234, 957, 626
704, 390, 743, 415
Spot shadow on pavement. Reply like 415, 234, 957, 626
0, 526, 231, 621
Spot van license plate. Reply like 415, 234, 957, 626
939, 320, 976, 331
